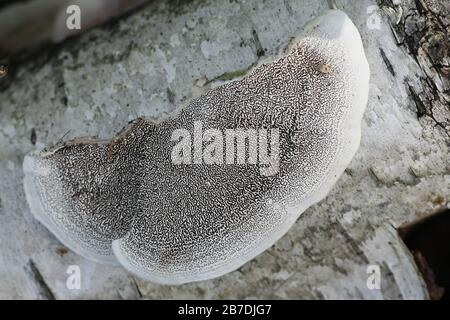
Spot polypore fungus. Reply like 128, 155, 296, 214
23, 10, 370, 284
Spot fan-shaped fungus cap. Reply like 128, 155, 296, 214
24, 9, 370, 284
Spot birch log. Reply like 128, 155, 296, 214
0, 0, 448, 299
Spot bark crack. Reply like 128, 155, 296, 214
26, 259, 55, 300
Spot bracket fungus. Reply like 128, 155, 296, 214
23, 10, 370, 284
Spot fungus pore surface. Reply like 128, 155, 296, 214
23, 10, 370, 284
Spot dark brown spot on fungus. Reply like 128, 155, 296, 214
55, 246, 69, 257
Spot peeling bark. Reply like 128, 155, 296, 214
378, 0, 449, 134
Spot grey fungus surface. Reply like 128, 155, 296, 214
23, 10, 370, 284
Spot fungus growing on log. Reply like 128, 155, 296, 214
23, 10, 370, 284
